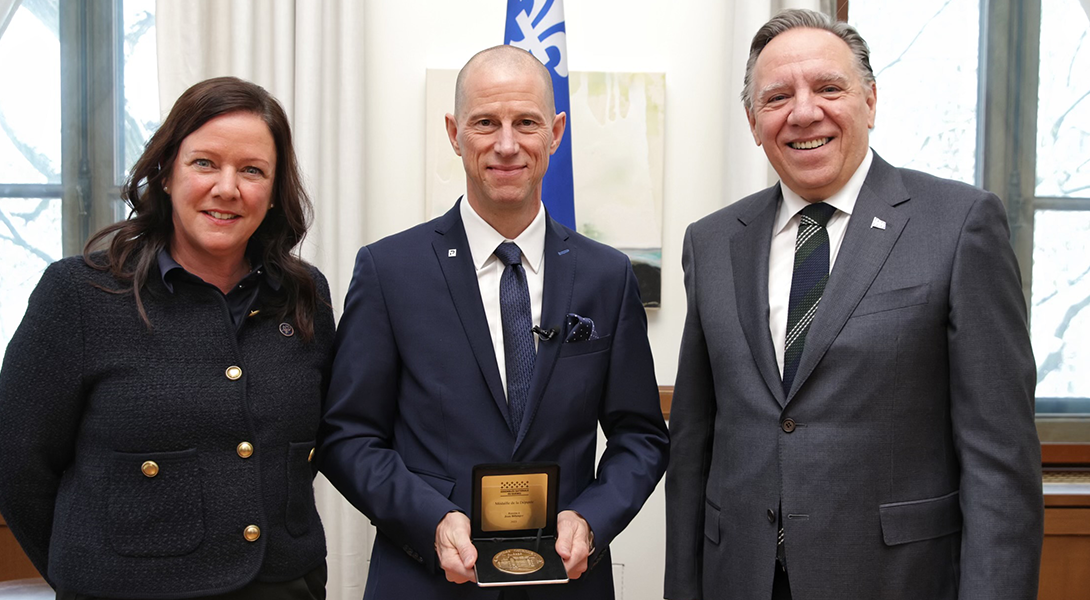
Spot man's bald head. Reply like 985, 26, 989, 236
454, 45, 556, 119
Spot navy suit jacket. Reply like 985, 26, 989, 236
318, 201, 669, 599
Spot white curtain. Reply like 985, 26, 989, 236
156, 2, 372, 599
156, 0, 368, 304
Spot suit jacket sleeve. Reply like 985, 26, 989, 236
0, 260, 87, 583
316, 246, 459, 573
311, 267, 336, 478
948, 194, 1043, 599
564, 255, 670, 550
663, 224, 718, 600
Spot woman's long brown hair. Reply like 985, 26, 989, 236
83, 76, 319, 340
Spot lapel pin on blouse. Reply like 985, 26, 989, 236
279, 322, 295, 337
871, 217, 887, 230
448, 249, 457, 257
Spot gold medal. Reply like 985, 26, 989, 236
491, 548, 545, 575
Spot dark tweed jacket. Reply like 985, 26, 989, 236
0, 254, 335, 598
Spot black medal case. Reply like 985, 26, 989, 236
471, 462, 569, 587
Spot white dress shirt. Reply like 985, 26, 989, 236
769, 149, 874, 376
460, 198, 546, 399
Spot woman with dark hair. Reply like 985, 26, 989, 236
0, 77, 332, 599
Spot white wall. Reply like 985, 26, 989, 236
341, 2, 785, 597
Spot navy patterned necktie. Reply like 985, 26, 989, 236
495, 242, 535, 434
782, 202, 837, 396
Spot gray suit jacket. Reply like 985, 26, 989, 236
664, 153, 1043, 600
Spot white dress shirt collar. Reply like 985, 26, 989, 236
460, 198, 546, 273
773, 148, 874, 236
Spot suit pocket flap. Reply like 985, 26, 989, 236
704, 499, 721, 545
286, 440, 318, 537
852, 283, 930, 317
558, 334, 612, 358
410, 468, 456, 499
108, 448, 204, 557
879, 490, 962, 546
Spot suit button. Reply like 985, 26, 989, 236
767, 508, 776, 523
243, 525, 261, 542
781, 418, 796, 433
308, 447, 315, 462
237, 441, 254, 458
141, 461, 159, 477
225, 365, 242, 380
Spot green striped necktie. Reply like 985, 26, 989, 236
782, 202, 836, 396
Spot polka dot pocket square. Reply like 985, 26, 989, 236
564, 313, 599, 343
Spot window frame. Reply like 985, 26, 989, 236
0, 0, 129, 360
980, 0, 1090, 442
61, 0, 126, 256
0, 0, 124, 255
0, 0, 65, 255
840, 0, 1090, 445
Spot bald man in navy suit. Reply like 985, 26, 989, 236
319, 45, 668, 600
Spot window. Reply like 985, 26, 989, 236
849, 0, 1090, 435
1031, 0, 1090, 414
849, 0, 980, 185
0, 0, 62, 359
0, 0, 158, 363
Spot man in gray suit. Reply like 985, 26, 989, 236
664, 9, 1042, 600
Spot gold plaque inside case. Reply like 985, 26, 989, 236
481, 473, 548, 531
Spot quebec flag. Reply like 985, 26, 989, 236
505, 0, 575, 230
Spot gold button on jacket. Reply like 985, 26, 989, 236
225, 366, 242, 380
0, 256, 337, 594
243, 525, 261, 542
237, 442, 254, 458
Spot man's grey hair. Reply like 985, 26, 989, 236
741, 9, 875, 111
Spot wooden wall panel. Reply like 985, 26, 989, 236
0, 516, 42, 581
1042, 443, 1090, 466
1039, 506, 1090, 600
